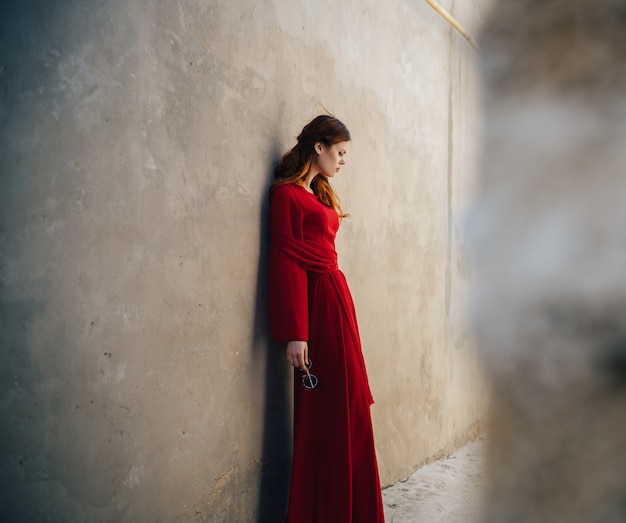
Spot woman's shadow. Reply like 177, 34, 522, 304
253, 147, 292, 522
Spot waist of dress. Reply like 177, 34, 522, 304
271, 236, 338, 273
307, 267, 343, 285
307, 264, 339, 275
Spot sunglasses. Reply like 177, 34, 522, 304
302, 359, 318, 389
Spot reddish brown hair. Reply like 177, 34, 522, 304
272, 115, 351, 217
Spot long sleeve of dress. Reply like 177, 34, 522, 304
268, 185, 309, 342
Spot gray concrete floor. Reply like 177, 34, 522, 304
382, 438, 486, 523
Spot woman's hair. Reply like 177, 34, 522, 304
273, 114, 351, 217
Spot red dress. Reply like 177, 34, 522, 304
268, 183, 385, 523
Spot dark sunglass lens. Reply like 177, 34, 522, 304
303, 374, 318, 389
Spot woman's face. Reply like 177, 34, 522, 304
314, 141, 350, 178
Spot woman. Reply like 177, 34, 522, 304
268, 115, 385, 522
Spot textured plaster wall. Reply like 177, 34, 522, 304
0, 0, 488, 521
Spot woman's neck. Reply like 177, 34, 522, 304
300, 171, 318, 193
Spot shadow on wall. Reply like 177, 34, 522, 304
0, 0, 295, 518
0, 3, 86, 521
253, 147, 292, 523
0, 301, 46, 521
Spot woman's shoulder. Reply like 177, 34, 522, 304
271, 183, 309, 218
271, 182, 303, 202
272, 182, 300, 195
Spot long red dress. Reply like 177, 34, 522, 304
268, 182, 385, 523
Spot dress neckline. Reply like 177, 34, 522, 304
294, 183, 317, 197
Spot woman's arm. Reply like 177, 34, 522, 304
268, 185, 309, 347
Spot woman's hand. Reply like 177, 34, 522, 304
286, 340, 308, 371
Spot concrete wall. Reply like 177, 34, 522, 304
0, 1, 488, 521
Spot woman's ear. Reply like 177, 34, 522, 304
314, 141, 324, 155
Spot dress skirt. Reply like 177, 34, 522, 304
285, 269, 385, 523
